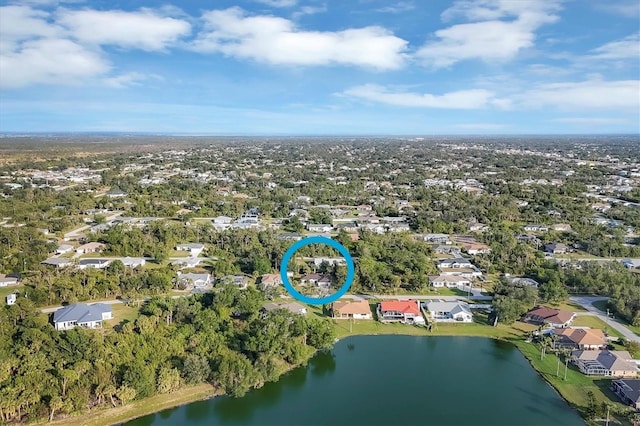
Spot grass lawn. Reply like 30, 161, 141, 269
428, 287, 472, 297
0, 285, 21, 305
514, 341, 632, 421
571, 316, 625, 339
44, 384, 218, 426
546, 301, 587, 312
592, 300, 640, 337
105, 304, 140, 329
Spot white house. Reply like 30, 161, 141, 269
300, 273, 332, 288
429, 275, 471, 288
307, 224, 333, 233
437, 258, 474, 269
6, 293, 17, 305
75, 242, 105, 254
310, 257, 345, 267
56, 244, 74, 255
177, 272, 211, 288
175, 243, 205, 257
421, 234, 452, 244
212, 216, 234, 231
425, 301, 473, 323
77, 258, 110, 270
621, 259, 640, 270
121, 257, 146, 268
0, 274, 19, 287
53, 303, 113, 330
41, 257, 73, 269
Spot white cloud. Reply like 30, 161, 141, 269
340, 84, 505, 109
255, 0, 297, 7
375, 2, 415, 13
103, 72, 160, 88
57, 8, 191, 51
588, 33, 640, 60
593, 1, 640, 18
551, 117, 630, 125
417, 0, 561, 67
0, 38, 110, 88
0, 6, 62, 48
292, 5, 327, 19
192, 7, 408, 69
520, 79, 640, 110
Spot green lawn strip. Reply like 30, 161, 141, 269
43, 383, 218, 426
513, 341, 631, 422
592, 300, 640, 337
572, 316, 625, 339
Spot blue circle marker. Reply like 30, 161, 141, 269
280, 236, 355, 305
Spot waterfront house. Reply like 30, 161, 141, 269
331, 299, 372, 319
611, 379, 640, 410
425, 301, 473, 323
377, 300, 424, 325
571, 350, 637, 377
53, 303, 113, 331
524, 306, 575, 328
551, 327, 607, 350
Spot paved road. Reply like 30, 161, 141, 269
570, 296, 640, 343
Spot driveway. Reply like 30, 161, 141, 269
570, 296, 640, 343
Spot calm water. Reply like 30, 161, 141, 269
126, 336, 584, 426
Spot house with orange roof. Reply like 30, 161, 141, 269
377, 300, 424, 325
552, 327, 607, 350
331, 299, 372, 320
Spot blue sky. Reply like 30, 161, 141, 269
0, 0, 638, 135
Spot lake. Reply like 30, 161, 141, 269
125, 335, 584, 426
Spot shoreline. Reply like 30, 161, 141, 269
43, 328, 611, 426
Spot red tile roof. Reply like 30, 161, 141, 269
380, 300, 420, 316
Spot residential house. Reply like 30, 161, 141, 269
571, 350, 638, 377
425, 301, 473, 323
261, 302, 307, 316
622, 259, 640, 270
6, 293, 17, 305
278, 232, 303, 241
76, 242, 105, 254
611, 379, 640, 410
544, 243, 570, 255
433, 245, 461, 256
121, 257, 146, 268
377, 300, 424, 325
53, 303, 113, 331
77, 259, 110, 270
106, 189, 127, 198
429, 275, 471, 288
505, 275, 539, 288
524, 224, 549, 232
0, 274, 19, 287
175, 243, 205, 257
310, 257, 345, 267
41, 257, 73, 268
259, 273, 282, 289
437, 258, 474, 269
212, 216, 234, 231
177, 272, 211, 288
463, 242, 492, 255
232, 213, 261, 229
307, 223, 333, 233
421, 233, 452, 244
56, 244, 74, 255
300, 273, 332, 288
553, 327, 607, 350
524, 306, 576, 328
331, 299, 372, 319
172, 257, 201, 270
517, 234, 542, 245
552, 224, 572, 232
467, 222, 488, 232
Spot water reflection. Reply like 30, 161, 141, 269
309, 350, 336, 378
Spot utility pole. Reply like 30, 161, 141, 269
605, 404, 610, 426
